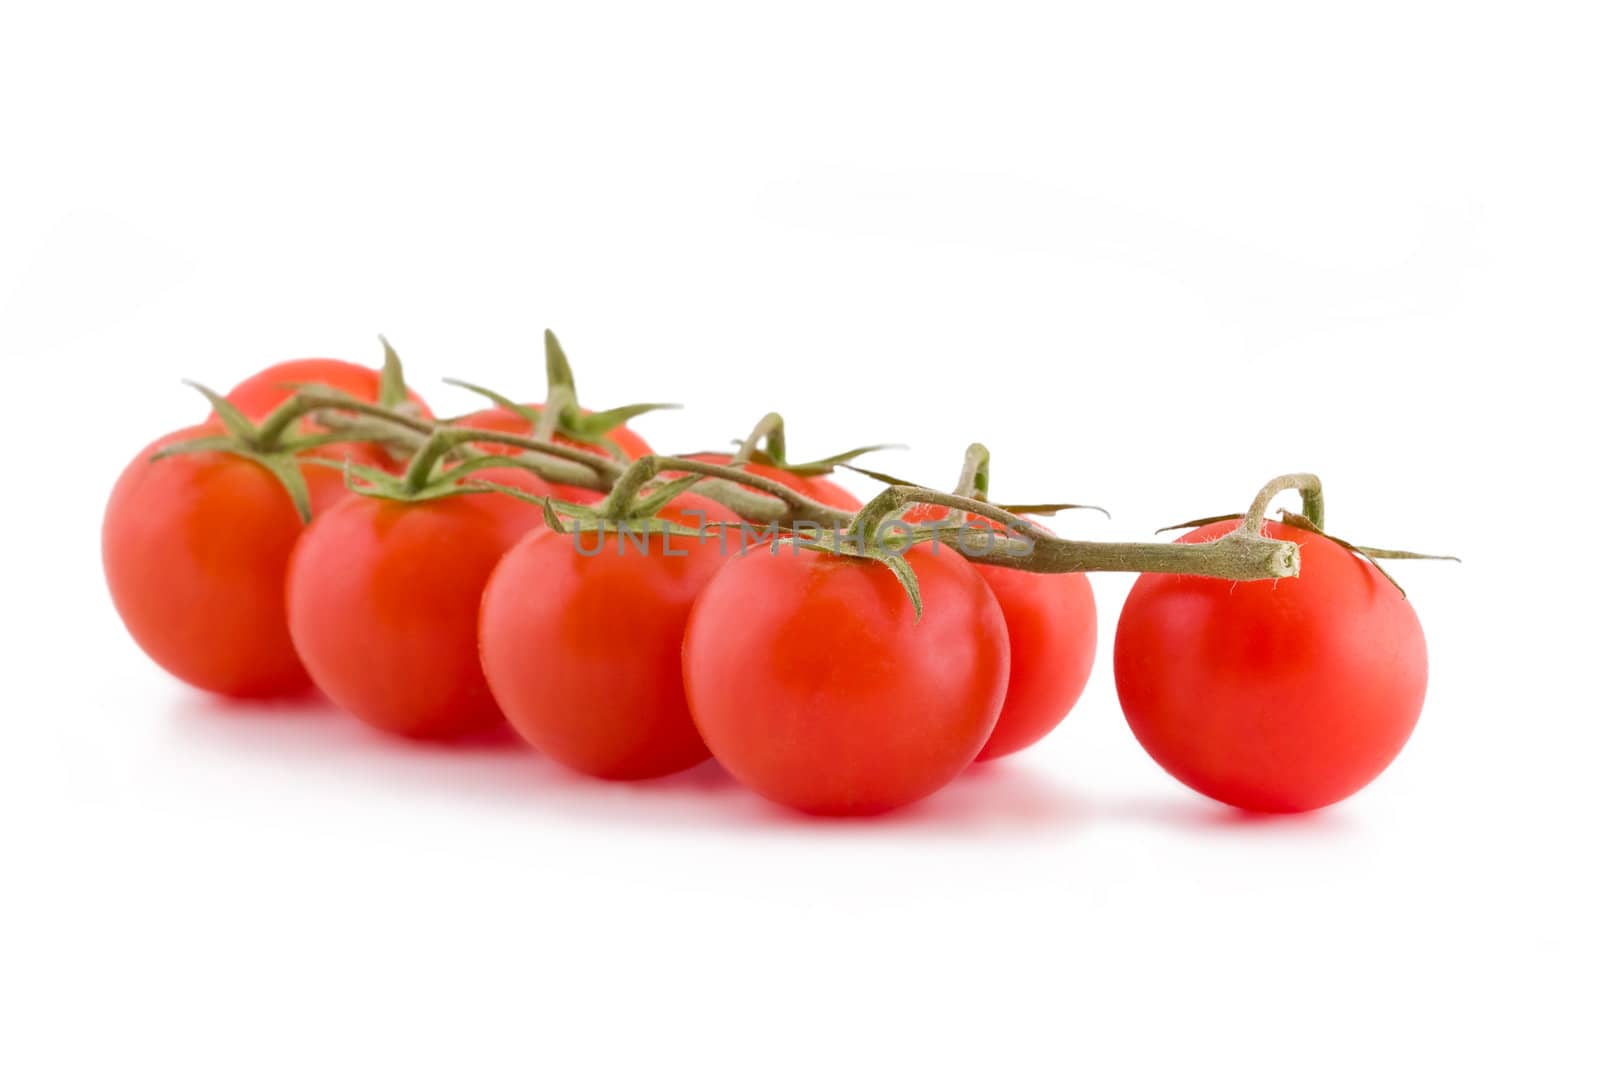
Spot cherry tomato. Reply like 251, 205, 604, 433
218, 358, 434, 473
1114, 518, 1428, 813
975, 563, 1095, 758
901, 505, 1097, 760
285, 468, 549, 739
683, 544, 1010, 815
678, 452, 861, 511
103, 426, 346, 697
480, 496, 737, 780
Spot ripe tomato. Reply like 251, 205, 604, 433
901, 505, 1097, 760
455, 405, 653, 461
218, 358, 434, 473
975, 563, 1096, 758
1114, 518, 1428, 813
285, 468, 549, 739
480, 497, 737, 780
677, 452, 861, 511
683, 544, 1010, 815
103, 426, 347, 697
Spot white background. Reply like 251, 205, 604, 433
3, 3, 1594, 1064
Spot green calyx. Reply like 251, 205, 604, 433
154, 383, 323, 523
727, 411, 899, 477
845, 459, 1108, 522
442, 330, 677, 459
316, 454, 519, 506
292, 338, 430, 464
773, 530, 929, 620
478, 477, 721, 544
340, 427, 551, 506
1155, 474, 1460, 598
376, 335, 413, 409
603, 470, 710, 522
1276, 513, 1460, 599
150, 340, 430, 524
825, 443, 1113, 620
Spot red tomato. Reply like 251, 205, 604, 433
1114, 518, 1428, 813
683, 544, 1010, 815
217, 358, 434, 473
455, 405, 653, 461
285, 468, 549, 739
480, 496, 737, 780
976, 564, 1096, 758
678, 452, 861, 511
901, 504, 1097, 760
103, 426, 347, 697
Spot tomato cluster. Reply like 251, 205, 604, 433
102, 342, 1437, 817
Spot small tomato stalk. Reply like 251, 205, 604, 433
261, 388, 1314, 586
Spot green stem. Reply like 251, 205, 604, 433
1007, 532, 1298, 580
290, 389, 616, 474
1242, 473, 1325, 533
402, 431, 463, 493
278, 388, 618, 489
253, 396, 313, 451
452, 424, 616, 474
953, 443, 991, 500
261, 383, 1306, 583
850, 482, 1301, 581
276, 388, 440, 438
733, 412, 785, 464
850, 486, 1019, 541
593, 454, 844, 526
302, 413, 437, 455
599, 456, 663, 519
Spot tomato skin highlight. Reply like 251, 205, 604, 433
683, 545, 1010, 815
1114, 518, 1428, 813
677, 452, 861, 511
285, 469, 548, 739
102, 426, 346, 698
479, 498, 736, 780
899, 505, 1097, 760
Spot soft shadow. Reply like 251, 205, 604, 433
165, 695, 1088, 838
168, 691, 537, 778
529, 755, 1092, 840
173, 690, 524, 748
1094, 793, 1356, 836
181, 690, 333, 716
167, 695, 1344, 838
836, 759, 1087, 838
